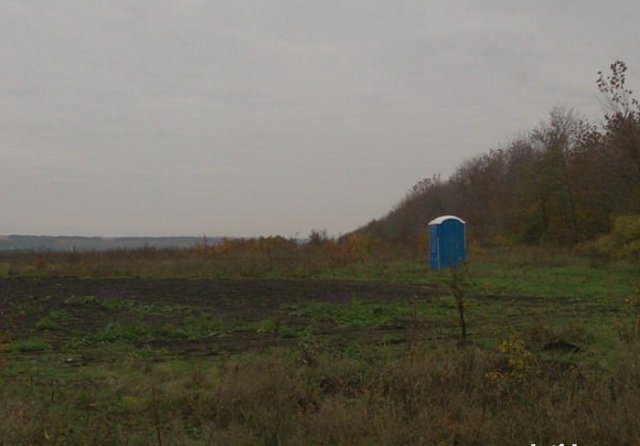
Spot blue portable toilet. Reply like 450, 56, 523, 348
428, 215, 466, 271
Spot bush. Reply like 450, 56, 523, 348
577, 215, 640, 261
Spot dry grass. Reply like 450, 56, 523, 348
1, 243, 638, 444
2, 342, 640, 445
0, 235, 407, 279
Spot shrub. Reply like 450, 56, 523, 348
577, 214, 640, 260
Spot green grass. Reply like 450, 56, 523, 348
2, 248, 640, 444
8, 338, 50, 353
85, 321, 211, 344
99, 298, 138, 311
292, 298, 451, 328
181, 315, 227, 339
99, 297, 194, 316
35, 310, 70, 331
465, 260, 638, 300
78, 314, 308, 346
312, 253, 638, 303
4, 343, 640, 445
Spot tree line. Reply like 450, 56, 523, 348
355, 61, 640, 249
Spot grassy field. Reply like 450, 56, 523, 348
1, 248, 639, 445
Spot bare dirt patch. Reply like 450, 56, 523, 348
0, 277, 588, 358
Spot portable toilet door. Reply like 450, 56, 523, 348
428, 215, 466, 271
428, 224, 440, 269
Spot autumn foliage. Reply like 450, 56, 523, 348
0, 233, 406, 279
355, 61, 640, 252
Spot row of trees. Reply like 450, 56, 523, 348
356, 61, 640, 247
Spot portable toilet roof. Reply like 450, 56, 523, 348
428, 215, 466, 271
428, 215, 466, 226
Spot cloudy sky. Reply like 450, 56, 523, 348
1, 1, 639, 237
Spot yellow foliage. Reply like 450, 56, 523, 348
484, 370, 504, 381
578, 214, 640, 260
498, 333, 536, 376
612, 215, 640, 242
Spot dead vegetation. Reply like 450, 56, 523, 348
2, 343, 640, 445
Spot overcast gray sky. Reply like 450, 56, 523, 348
1, 1, 639, 237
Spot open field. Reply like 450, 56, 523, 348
0, 270, 636, 362
1, 251, 639, 445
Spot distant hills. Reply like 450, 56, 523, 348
0, 235, 221, 252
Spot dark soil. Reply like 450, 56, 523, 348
0, 277, 440, 355
0, 277, 584, 359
